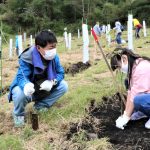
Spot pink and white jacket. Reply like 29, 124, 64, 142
128, 58, 150, 101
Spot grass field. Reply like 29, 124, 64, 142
0, 29, 150, 150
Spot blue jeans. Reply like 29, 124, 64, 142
135, 27, 141, 38
116, 32, 122, 44
134, 93, 150, 116
12, 80, 68, 116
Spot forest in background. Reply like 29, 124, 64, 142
0, 0, 150, 35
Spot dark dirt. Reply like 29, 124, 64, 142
64, 62, 91, 76
65, 93, 150, 150
137, 46, 142, 48
145, 41, 150, 44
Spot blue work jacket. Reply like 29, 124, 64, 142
8, 47, 64, 101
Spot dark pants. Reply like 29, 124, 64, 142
135, 27, 141, 39
116, 32, 122, 44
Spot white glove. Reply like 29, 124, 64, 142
116, 114, 130, 130
24, 82, 35, 97
39, 80, 54, 91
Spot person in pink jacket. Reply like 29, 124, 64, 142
110, 48, 150, 129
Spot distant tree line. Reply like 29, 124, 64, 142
0, 0, 150, 35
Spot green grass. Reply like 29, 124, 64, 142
40, 59, 116, 127
85, 138, 114, 150
21, 126, 34, 140
0, 135, 24, 150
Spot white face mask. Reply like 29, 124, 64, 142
43, 48, 56, 60
121, 62, 128, 74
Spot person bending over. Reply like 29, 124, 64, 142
110, 48, 150, 129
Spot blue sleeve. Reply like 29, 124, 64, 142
17, 59, 33, 90
55, 55, 64, 83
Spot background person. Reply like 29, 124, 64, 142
93, 22, 102, 59
113, 20, 122, 46
133, 18, 142, 39
93, 21, 101, 38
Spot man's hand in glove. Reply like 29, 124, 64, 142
116, 113, 130, 130
39, 80, 54, 92
24, 82, 35, 97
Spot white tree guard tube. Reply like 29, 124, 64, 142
78, 29, 80, 38
106, 24, 111, 47
128, 14, 133, 50
23, 32, 26, 48
64, 31, 69, 48
107, 35, 111, 47
24, 32, 26, 42
18, 35, 23, 56
82, 24, 89, 63
107, 24, 111, 32
9, 39, 13, 58
143, 20, 147, 37
68, 33, 71, 50
101, 25, 105, 33
105, 26, 108, 39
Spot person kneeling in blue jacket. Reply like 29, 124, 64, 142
8, 30, 68, 127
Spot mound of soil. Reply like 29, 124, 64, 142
64, 62, 91, 76
137, 46, 142, 48
145, 41, 150, 44
65, 93, 150, 150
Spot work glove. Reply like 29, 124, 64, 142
39, 80, 54, 92
24, 82, 35, 97
116, 114, 130, 130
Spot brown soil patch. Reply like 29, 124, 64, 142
64, 62, 91, 76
